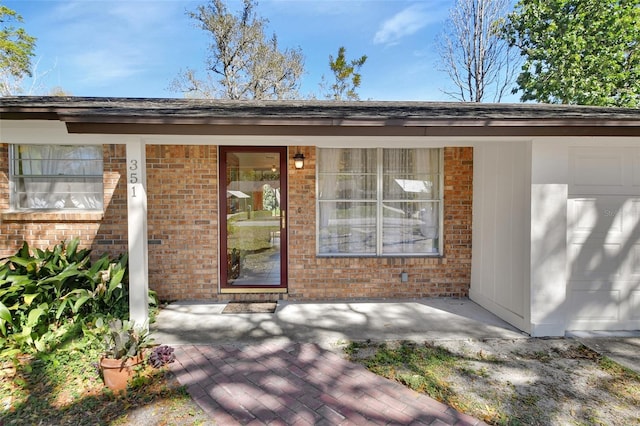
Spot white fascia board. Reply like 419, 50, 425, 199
0, 120, 138, 145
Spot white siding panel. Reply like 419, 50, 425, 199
471, 142, 530, 332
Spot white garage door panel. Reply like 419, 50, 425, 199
567, 147, 640, 331
633, 152, 640, 187
568, 241, 622, 281
629, 246, 640, 276
569, 290, 620, 321
570, 147, 640, 195
571, 150, 624, 187
570, 198, 623, 236
632, 292, 640, 320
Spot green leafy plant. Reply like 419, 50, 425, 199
101, 318, 150, 360
148, 344, 175, 368
0, 239, 130, 354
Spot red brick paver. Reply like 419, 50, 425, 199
170, 342, 486, 425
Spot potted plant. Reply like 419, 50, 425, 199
98, 318, 151, 392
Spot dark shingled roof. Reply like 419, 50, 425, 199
2, 96, 640, 136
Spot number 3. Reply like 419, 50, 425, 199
129, 159, 139, 196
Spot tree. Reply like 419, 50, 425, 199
48, 86, 72, 96
0, 5, 36, 96
171, 0, 304, 100
503, 0, 640, 107
321, 46, 367, 100
436, 0, 518, 102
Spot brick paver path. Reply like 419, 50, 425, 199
170, 341, 486, 425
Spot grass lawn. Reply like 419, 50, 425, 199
1, 343, 212, 426
345, 339, 640, 426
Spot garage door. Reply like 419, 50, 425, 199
567, 147, 640, 330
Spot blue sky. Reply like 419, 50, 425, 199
5, 0, 516, 101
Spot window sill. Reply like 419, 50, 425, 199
1, 210, 104, 222
316, 253, 443, 258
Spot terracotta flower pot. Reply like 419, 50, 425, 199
99, 353, 145, 392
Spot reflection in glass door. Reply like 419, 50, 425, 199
219, 147, 287, 291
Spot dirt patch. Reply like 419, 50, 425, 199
347, 338, 640, 425
222, 301, 277, 314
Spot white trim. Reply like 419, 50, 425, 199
126, 140, 149, 329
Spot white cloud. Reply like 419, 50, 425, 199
72, 49, 143, 86
39, 1, 193, 89
373, 3, 437, 46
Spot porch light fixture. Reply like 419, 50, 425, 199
293, 152, 305, 169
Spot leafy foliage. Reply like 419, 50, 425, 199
321, 46, 367, 101
502, 0, 640, 106
0, 5, 37, 95
171, 0, 305, 99
101, 318, 151, 360
0, 239, 130, 353
148, 344, 176, 368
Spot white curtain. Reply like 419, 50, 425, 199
15, 145, 103, 210
318, 148, 377, 254
318, 148, 440, 255
382, 148, 440, 254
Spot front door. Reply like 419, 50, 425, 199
219, 146, 288, 292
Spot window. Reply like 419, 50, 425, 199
318, 148, 442, 256
10, 144, 103, 210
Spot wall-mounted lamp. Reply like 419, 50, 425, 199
293, 152, 305, 169
271, 164, 277, 172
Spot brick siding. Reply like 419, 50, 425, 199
0, 143, 128, 260
146, 145, 219, 301
287, 146, 473, 300
1, 143, 473, 302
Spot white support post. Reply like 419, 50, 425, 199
126, 140, 149, 329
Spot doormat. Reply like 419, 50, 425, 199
222, 301, 277, 314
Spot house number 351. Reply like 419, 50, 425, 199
129, 159, 138, 197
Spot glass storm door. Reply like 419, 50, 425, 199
219, 147, 287, 292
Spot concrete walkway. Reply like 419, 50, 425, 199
153, 298, 526, 348
153, 298, 526, 425
569, 331, 640, 374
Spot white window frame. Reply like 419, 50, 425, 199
316, 147, 444, 257
9, 144, 104, 211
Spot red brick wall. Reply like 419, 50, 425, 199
0, 143, 128, 260
1, 142, 473, 302
94, 144, 129, 255
287, 146, 473, 299
146, 145, 219, 301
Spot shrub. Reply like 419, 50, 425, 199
101, 318, 151, 360
0, 239, 130, 353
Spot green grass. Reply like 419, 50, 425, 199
228, 224, 278, 251
1, 333, 209, 425
596, 356, 640, 406
346, 341, 471, 410
344, 340, 640, 426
